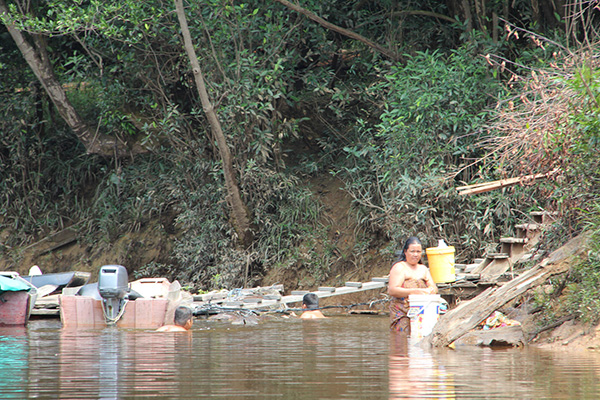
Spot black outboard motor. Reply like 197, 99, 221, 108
98, 265, 129, 324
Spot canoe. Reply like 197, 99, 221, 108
22, 271, 91, 292
0, 272, 38, 325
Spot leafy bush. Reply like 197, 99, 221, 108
335, 46, 522, 259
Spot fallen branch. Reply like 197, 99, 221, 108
391, 10, 457, 24
528, 314, 576, 341
273, 0, 401, 62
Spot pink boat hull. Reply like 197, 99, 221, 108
0, 291, 32, 325
60, 295, 169, 329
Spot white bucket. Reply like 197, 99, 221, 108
407, 294, 448, 339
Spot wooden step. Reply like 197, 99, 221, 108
500, 237, 528, 263
499, 237, 528, 244
479, 256, 513, 281
454, 263, 467, 272
371, 277, 389, 283
318, 286, 336, 293
530, 210, 558, 224
515, 223, 541, 231
464, 263, 482, 273
290, 290, 309, 296
486, 253, 510, 259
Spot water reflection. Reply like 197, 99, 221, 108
389, 333, 455, 399
5, 317, 600, 398
0, 326, 28, 400
58, 325, 194, 398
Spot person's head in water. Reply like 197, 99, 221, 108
397, 236, 422, 262
174, 306, 193, 328
302, 293, 320, 310
300, 293, 326, 319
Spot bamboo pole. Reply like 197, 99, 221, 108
457, 169, 559, 196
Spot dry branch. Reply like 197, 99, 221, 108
273, 0, 401, 62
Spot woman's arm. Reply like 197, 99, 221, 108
423, 267, 438, 294
387, 263, 406, 298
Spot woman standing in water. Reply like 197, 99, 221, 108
388, 236, 438, 334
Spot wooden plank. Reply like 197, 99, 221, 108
318, 287, 336, 293
334, 286, 360, 295
479, 258, 512, 281
35, 228, 78, 256
290, 290, 309, 296
345, 282, 363, 288
191, 276, 389, 310
486, 253, 509, 259
372, 277, 389, 283
515, 223, 541, 230
194, 292, 227, 302
361, 281, 385, 291
426, 233, 588, 347
30, 308, 60, 316
279, 295, 303, 304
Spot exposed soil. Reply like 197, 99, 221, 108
521, 312, 600, 352
0, 220, 175, 280
260, 174, 390, 291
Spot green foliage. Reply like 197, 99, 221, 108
172, 159, 324, 290
555, 205, 600, 325
565, 65, 600, 176
543, 63, 600, 323
0, 83, 105, 245
335, 46, 517, 259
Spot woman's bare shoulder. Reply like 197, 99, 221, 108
390, 261, 407, 270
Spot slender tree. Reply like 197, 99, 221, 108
174, 0, 254, 247
0, 0, 135, 157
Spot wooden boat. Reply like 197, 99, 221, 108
0, 272, 38, 325
59, 278, 182, 329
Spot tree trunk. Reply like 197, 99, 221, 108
531, 0, 541, 28
174, 0, 254, 247
0, 0, 132, 157
461, 0, 473, 32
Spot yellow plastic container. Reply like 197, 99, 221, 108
426, 246, 456, 283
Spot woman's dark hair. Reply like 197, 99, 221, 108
396, 236, 422, 262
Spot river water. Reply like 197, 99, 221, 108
1, 315, 600, 399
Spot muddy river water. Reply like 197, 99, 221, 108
1, 315, 600, 399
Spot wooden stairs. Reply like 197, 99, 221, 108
438, 210, 557, 302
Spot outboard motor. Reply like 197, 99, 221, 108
98, 265, 129, 324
